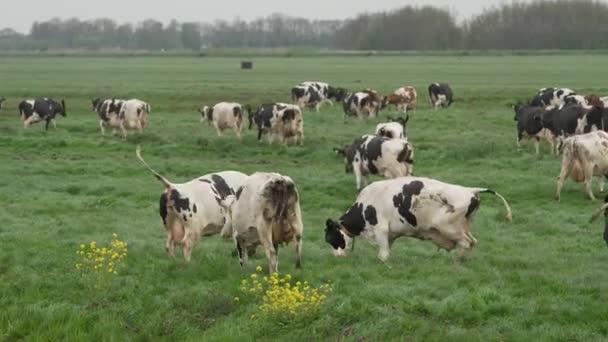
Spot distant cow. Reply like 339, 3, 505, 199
222, 172, 303, 273
530, 88, 583, 107
343, 89, 386, 119
0, 97, 5, 112
335, 135, 414, 190
428, 83, 453, 109
19, 98, 66, 130
555, 131, 608, 201
92, 98, 125, 135
199, 102, 248, 139
291, 81, 347, 111
513, 104, 555, 154
589, 195, 608, 247
392, 86, 417, 113
542, 104, 589, 151
136, 147, 247, 262
324, 177, 512, 260
249, 103, 304, 145
375, 115, 409, 140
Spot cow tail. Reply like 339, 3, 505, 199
135, 146, 172, 188
262, 177, 297, 245
478, 189, 513, 222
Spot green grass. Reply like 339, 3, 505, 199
1, 55, 608, 340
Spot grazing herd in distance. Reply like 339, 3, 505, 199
7, 80, 608, 273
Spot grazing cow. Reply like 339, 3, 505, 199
375, 115, 409, 140
393, 86, 417, 113
343, 89, 386, 119
334, 135, 414, 190
513, 104, 555, 154
0, 97, 5, 112
222, 172, 303, 273
428, 83, 453, 109
136, 147, 247, 262
589, 195, 608, 247
249, 103, 304, 145
199, 102, 248, 139
18, 98, 66, 130
292, 81, 347, 111
530, 88, 583, 107
555, 131, 608, 201
324, 177, 512, 261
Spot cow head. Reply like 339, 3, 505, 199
324, 219, 353, 257
334, 144, 357, 173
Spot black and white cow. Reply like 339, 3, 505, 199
324, 177, 512, 261
343, 89, 386, 119
0, 97, 5, 112
292, 81, 347, 111
542, 104, 589, 150
18, 98, 66, 130
93, 98, 150, 139
335, 135, 414, 190
513, 104, 555, 154
428, 83, 453, 109
589, 195, 608, 247
136, 147, 247, 262
92, 98, 125, 135
249, 103, 304, 145
530, 88, 585, 107
199, 102, 248, 139
375, 115, 409, 140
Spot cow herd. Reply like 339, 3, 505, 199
7, 81, 608, 274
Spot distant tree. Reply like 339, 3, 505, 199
181, 22, 201, 50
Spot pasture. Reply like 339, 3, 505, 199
1, 55, 608, 340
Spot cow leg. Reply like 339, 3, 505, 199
583, 164, 596, 200
534, 136, 540, 155
235, 125, 242, 140
235, 237, 247, 267
165, 231, 176, 258
44, 118, 51, 131
99, 121, 106, 135
294, 234, 302, 269
555, 159, 573, 202
182, 230, 195, 262
214, 123, 222, 137
373, 226, 391, 261
456, 238, 474, 261
260, 231, 278, 274
51, 119, 57, 129
119, 123, 128, 140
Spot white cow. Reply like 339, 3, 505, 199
556, 130, 608, 201
335, 135, 414, 190
375, 115, 409, 140
136, 147, 247, 262
199, 102, 246, 139
222, 172, 303, 273
118, 99, 150, 138
324, 177, 512, 261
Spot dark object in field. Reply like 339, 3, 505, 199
0, 97, 5, 112
241, 61, 253, 70
589, 195, 608, 246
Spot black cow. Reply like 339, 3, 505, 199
513, 104, 553, 154
428, 83, 453, 109
18, 98, 66, 130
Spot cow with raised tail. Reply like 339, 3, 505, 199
335, 135, 414, 190
221, 172, 303, 273
324, 177, 512, 261
19, 98, 66, 130
136, 147, 247, 262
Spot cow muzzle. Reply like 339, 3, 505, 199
333, 248, 347, 257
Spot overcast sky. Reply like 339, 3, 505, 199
6, 0, 534, 33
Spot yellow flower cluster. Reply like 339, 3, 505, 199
74, 233, 128, 275
239, 265, 332, 318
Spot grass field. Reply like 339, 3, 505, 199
2, 55, 608, 340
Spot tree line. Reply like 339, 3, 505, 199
2, 0, 608, 51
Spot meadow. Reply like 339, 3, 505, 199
1, 55, 608, 340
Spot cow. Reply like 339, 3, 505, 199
221, 172, 303, 273
199, 102, 248, 139
513, 104, 555, 154
135, 146, 247, 262
589, 195, 608, 247
542, 104, 589, 151
428, 83, 453, 109
530, 88, 585, 107
249, 103, 304, 145
375, 115, 409, 140
334, 135, 414, 190
555, 131, 608, 201
324, 177, 512, 261
0, 97, 5, 112
292, 81, 347, 111
92, 98, 126, 136
18, 98, 66, 130
392, 86, 417, 113
343, 89, 386, 119
117, 99, 150, 139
